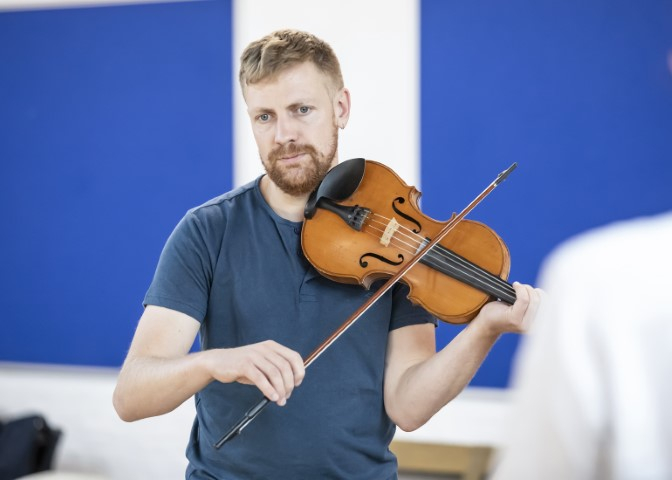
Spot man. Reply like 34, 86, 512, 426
113, 30, 541, 479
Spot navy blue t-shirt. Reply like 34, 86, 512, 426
144, 176, 436, 479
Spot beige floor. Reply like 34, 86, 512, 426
400, 474, 461, 480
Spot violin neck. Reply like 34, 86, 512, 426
420, 241, 517, 305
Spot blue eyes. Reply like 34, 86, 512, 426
256, 106, 310, 123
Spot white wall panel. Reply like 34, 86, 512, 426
233, 0, 420, 190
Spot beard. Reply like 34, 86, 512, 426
262, 129, 338, 197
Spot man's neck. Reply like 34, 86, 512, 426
259, 175, 309, 222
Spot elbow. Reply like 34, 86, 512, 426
388, 406, 431, 432
385, 390, 434, 432
112, 385, 141, 423
393, 416, 427, 433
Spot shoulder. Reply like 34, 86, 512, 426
537, 211, 672, 320
176, 178, 263, 231
187, 178, 261, 220
165, 178, 263, 247
569, 211, 672, 251
542, 212, 672, 280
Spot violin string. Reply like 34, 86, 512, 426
364, 214, 515, 300
363, 213, 516, 300
364, 214, 493, 282
363, 217, 512, 301
379, 215, 516, 300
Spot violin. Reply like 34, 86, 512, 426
215, 158, 517, 448
302, 158, 516, 324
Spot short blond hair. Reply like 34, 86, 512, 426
239, 29, 344, 92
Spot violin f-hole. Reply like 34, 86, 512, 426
392, 197, 422, 233
359, 252, 404, 268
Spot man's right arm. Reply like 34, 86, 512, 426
112, 305, 305, 422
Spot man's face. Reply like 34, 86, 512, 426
244, 62, 345, 196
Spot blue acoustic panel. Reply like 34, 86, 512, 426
0, 0, 233, 367
421, 0, 672, 387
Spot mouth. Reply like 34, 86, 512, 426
278, 152, 307, 164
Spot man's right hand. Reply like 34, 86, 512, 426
205, 341, 305, 406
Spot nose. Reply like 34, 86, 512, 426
274, 115, 298, 145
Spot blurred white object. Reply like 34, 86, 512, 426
492, 212, 672, 480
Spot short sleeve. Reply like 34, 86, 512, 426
143, 211, 215, 322
389, 283, 438, 331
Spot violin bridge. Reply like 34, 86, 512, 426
380, 217, 400, 247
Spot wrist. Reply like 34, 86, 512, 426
195, 349, 220, 382
466, 313, 502, 342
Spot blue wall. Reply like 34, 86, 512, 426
0, 0, 233, 366
422, 0, 672, 386
1, 0, 671, 388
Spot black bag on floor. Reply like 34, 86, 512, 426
0, 414, 62, 480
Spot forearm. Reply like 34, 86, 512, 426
113, 350, 214, 422
388, 321, 500, 431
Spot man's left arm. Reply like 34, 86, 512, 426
383, 282, 542, 431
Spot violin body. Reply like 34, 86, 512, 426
302, 160, 512, 324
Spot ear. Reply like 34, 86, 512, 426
334, 87, 351, 129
